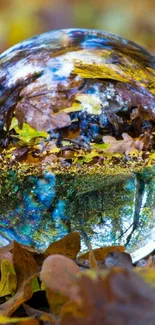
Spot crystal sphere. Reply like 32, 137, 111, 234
0, 29, 155, 260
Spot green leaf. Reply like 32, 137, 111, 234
91, 143, 109, 150
10, 118, 49, 143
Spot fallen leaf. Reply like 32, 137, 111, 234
45, 288, 68, 316
103, 133, 144, 154
43, 232, 81, 259
88, 244, 98, 270
0, 274, 38, 316
40, 254, 80, 297
15, 101, 71, 131
104, 252, 132, 269
13, 241, 39, 290
23, 303, 56, 323
144, 255, 155, 268
0, 259, 16, 297
78, 246, 125, 262
60, 269, 155, 325
0, 243, 13, 254
18, 320, 39, 325
130, 105, 155, 121
0, 314, 34, 324
10, 117, 49, 143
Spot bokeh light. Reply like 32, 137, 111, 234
0, 0, 154, 53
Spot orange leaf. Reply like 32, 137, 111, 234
13, 241, 39, 289
44, 232, 81, 259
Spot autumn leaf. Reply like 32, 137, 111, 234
23, 304, 56, 324
10, 117, 49, 143
40, 255, 80, 297
43, 232, 81, 259
15, 100, 71, 132
60, 269, 155, 325
88, 244, 98, 270
0, 274, 38, 316
103, 133, 144, 154
0, 314, 34, 324
13, 241, 39, 290
104, 251, 132, 269
0, 259, 16, 297
78, 245, 125, 262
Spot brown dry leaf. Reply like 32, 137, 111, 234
60, 269, 155, 325
13, 241, 39, 289
0, 274, 38, 316
103, 133, 144, 154
46, 287, 68, 316
78, 246, 125, 262
23, 303, 56, 323
43, 232, 81, 259
60, 299, 84, 319
40, 254, 80, 297
16, 101, 71, 131
130, 105, 155, 121
18, 319, 39, 325
145, 256, 155, 268
0, 243, 13, 254
104, 252, 132, 269
40, 255, 80, 316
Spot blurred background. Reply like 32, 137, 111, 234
0, 0, 154, 54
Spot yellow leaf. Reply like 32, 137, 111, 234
62, 102, 84, 113
0, 259, 16, 297
0, 314, 32, 324
0, 274, 38, 316
76, 94, 102, 115
136, 268, 155, 288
